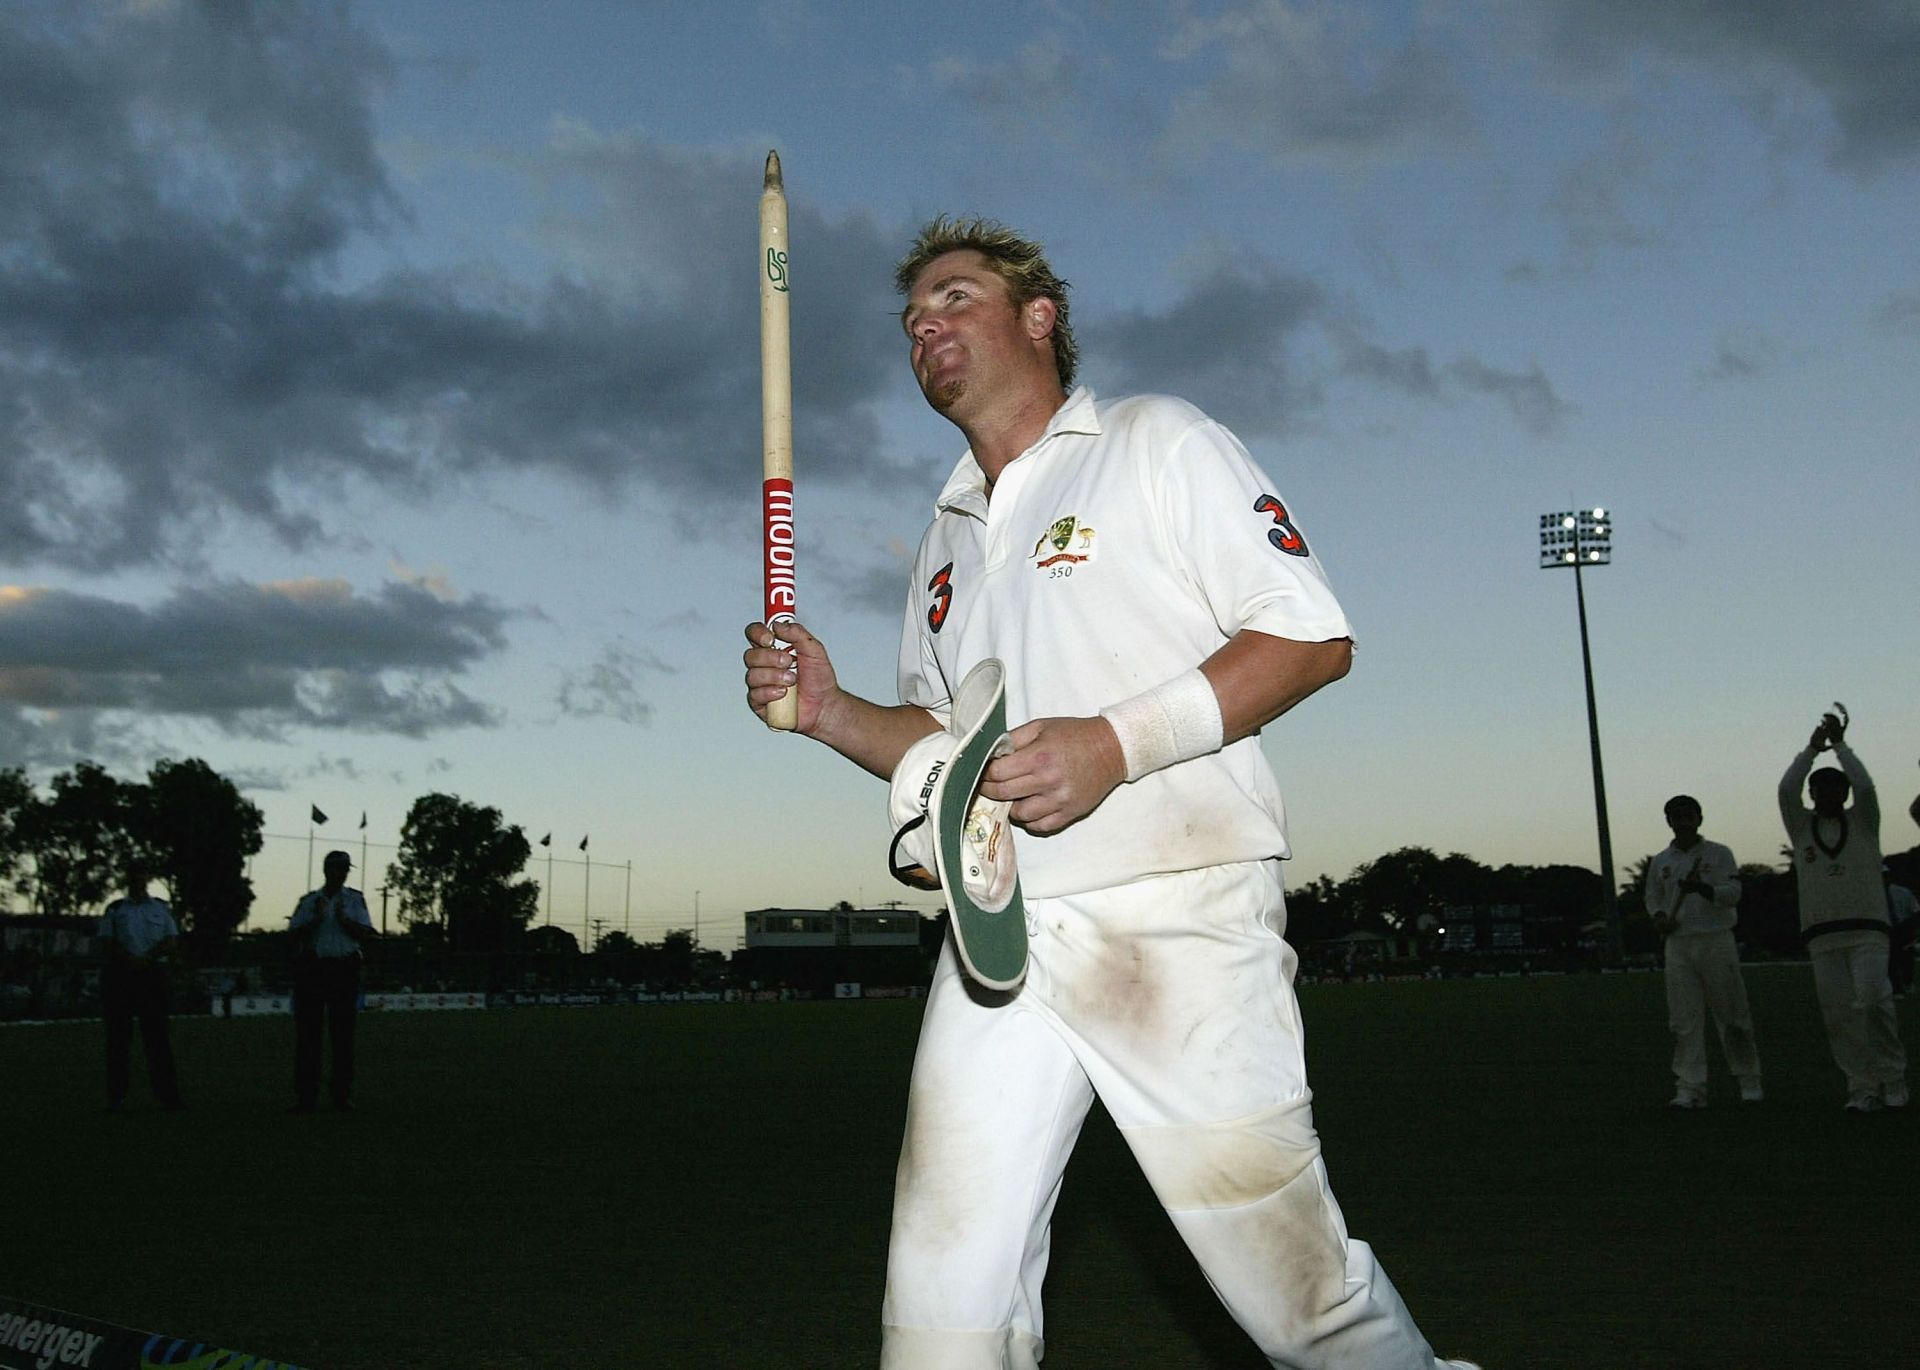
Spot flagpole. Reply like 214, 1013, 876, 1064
623, 861, 632, 939
546, 846, 554, 926
359, 812, 368, 882
582, 845, 592, 953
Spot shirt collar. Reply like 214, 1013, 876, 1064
934, 386, 1101, 517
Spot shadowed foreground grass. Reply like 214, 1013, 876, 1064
2, 965, 1912, 1368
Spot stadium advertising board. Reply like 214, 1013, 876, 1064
0, 1296, 304, 1370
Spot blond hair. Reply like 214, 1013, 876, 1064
894, 216, 1078, 389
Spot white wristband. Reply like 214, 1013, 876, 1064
1100, 667, 1224, 783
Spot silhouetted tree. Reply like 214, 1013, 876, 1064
390, 793, 538, 953
145, 758, 264, 955
1885, 842, 1920, 899
526, 925, 580, 956
1734, 861, 1799, 957
20, 763, 150, 914
597, 930, 639, 956
0, 768, 32, 906
1343, 847, 1495, 931
1491, 862, 1605, 921
627, 928, 698, 987
1612, 854, 1664, 954
1281, 873, 1349, 945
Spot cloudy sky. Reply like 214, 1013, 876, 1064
3, 0, 1917, 943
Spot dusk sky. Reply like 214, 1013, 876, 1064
3, 0, 1916, 946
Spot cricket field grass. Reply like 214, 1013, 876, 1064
2, 964, 1913, 1368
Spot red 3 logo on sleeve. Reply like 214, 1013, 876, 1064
1253, 494, 1310, 556
927, 561, 954, 632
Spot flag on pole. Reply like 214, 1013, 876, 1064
540, 833, 551, 847
579, 835, 589, 852
311, 805, 328, 825
359, 811, 367, 830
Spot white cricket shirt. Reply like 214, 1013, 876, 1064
1644, 838, 1740, 936
1779, 743, 1888, 945
97, 896, 179, 960
898, 389, 1353, 900
290, 886, 373, 958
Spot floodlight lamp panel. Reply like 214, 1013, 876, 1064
1562, 516, 1576, 529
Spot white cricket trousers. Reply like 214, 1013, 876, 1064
1809, 937, 1907, 1096
879, 860, 1448, 1369
1663, 931, 1761, 1093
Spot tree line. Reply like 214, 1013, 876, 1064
0, 760, 263, 957
1288, 840, 1920, 959
0, 762, 567, 959
8, 758, 1915, 964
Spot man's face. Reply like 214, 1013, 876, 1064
901, 250, 1047, 417
324, 858, 350, 886
1810, 777, 1848, 816
1664, 805, 1701, 844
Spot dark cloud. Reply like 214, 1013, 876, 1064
555, 643, 675, 727
0, 576, 511, 745
1088, 261, 1570, 437
649, 607, 707, 632
0, 2, 911, 573
0, 701, 156, 772
1516, 0, 1920, 173
1340, 334, 1571, 435
838, 562, 913, 619
1696, 326, 1780, 383
925, 37, 1090, 146
1544, 128, 1665, 260
1090, 262, 1329, 433
1158, 2, 1473, 165
1335, 337, 1443, 397
809, 538, 916, 620
1872, 289, 1920, 339
1444, 358, 1573, 436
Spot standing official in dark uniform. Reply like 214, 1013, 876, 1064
98, 863, 185, 1111
288, 849, 373, 1112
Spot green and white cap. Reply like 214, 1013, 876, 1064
886, 658, 1027, 990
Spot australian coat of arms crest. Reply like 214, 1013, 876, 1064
1031, 515, 1097, 569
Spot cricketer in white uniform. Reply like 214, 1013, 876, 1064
1643, 795, 1761, 1108
1779, 720, 1909, 1111
744, 218, 1476, 1369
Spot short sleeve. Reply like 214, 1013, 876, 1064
896, 533, 954, 726
1151, 418, 1353, 644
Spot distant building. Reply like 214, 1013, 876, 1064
1, 914, 103, 1018
743, 902, 923, 949
1, 913, 97, 957
736, 902, 936, 995
1437, 904, 1573, 955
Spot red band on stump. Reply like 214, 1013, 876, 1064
763, 477, 796, 625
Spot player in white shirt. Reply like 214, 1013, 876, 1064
1779, 714, 1909, 1111
287, 849, 374, 1112
96, 863, 185, 1111
1644, 795, 1761, 1107
744, 218, 1477, 1369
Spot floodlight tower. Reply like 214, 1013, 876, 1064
1539, 508, 1620, 959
